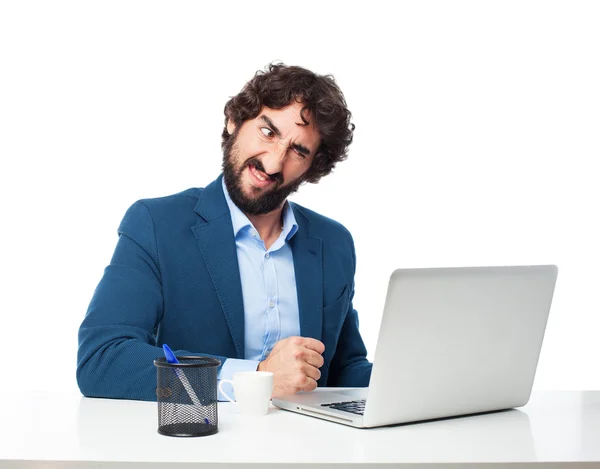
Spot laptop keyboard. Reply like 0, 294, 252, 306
321, 399, 366, 415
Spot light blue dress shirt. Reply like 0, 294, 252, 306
217, 179, 301, 399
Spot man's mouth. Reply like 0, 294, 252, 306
247, 164, 274, 188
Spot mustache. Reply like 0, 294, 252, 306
242, 158, 284, 185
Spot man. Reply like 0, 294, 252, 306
77, 63, 372, 401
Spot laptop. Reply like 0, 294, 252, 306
272, 265, 558, 428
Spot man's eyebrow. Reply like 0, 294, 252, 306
259, 115, 312, 156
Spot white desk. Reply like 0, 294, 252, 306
1, 390, 599, 468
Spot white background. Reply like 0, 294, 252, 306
1, 1, 598, 395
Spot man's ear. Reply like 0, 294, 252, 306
226, 119, 235, 135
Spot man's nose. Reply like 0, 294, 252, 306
261, 141, 287, 174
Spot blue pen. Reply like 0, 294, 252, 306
162, 344, 210, 425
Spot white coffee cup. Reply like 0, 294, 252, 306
218, 371, 274, 416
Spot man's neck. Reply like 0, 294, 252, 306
246, 206, 284, 246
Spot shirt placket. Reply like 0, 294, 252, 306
262, 250, 280, 359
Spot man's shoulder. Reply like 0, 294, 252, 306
137, 187, 203, 210
291, 202, 352, 239
119, 187, 205, 233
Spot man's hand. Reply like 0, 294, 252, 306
257, 336, 325, 397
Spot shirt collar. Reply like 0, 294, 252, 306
222, 177, 298, 241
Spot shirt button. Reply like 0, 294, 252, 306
252, 230, 257, 238
265, 252, 270, 259
265, 350, 271, 357
269, 300, 275, 308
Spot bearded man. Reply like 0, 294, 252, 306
77, 63, 372, 401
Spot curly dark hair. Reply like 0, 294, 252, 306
222, 62, 355, 184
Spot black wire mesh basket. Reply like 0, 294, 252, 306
154, 356, 221, 437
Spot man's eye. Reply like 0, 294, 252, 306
292, 148, 306, 159
260, 127, 274, 138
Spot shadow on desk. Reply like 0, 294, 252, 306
382, 407, 519, 427
344, 408, 537, 462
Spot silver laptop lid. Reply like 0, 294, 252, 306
363, 265, 558, 427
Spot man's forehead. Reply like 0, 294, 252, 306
259, 102, 313, 126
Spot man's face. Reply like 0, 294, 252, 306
222, 101, 321, 215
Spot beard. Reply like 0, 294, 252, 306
222, 132, 305, 215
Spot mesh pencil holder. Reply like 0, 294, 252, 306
154, 356, 221, 437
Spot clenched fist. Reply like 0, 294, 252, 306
257, 336, 325, 397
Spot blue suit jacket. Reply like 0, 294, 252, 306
77, 175, 372, 401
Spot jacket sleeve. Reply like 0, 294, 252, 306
326, 233, 372, 387
76, 201, 227, 401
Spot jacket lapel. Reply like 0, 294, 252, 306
290, 204, 323, 342
191, 176, 245, 358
